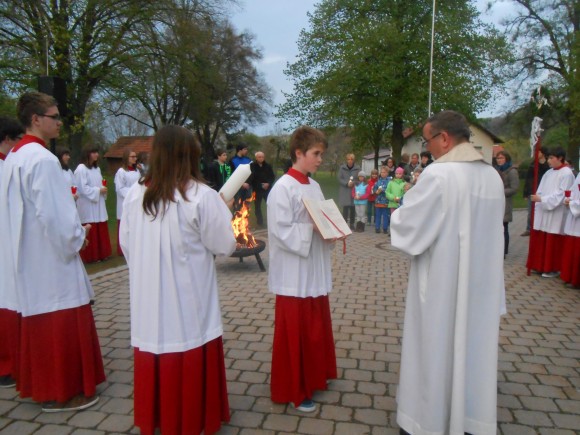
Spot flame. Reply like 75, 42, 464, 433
231, 193, 257, 248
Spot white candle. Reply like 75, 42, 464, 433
219, 163, 251, 202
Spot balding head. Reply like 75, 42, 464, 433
255, 151, 265, 164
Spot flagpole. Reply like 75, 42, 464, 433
428, 0, 436, 116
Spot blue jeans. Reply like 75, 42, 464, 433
375, 207, 390, 231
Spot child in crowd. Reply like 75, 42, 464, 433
352, 170, 370, 232
373, 166, 391, 234
386, 166, 406, 217
267, 126, 338, 414
366, 169, 378, 225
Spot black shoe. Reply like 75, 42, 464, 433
375, 229, 380, 233
0, 375, 16, 388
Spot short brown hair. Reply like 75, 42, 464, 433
142, 125, 203, 218
289, 126, 328, 163
17, 92, 57, 128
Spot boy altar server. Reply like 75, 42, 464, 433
267, 126, 339, 413
0, 92, 105, 411
391, 111, 506, 435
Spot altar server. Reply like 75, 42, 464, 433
0, 92, 104, 411
266, 126, 338, 413
120, 125, 236, 435
561, 173, 580, 288
114, 148, 140, 256
527, 147, 575, 277
0, 116, 24, 388
75, 145, 111, 262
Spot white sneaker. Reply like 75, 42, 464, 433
541, 271, 560, 278
292, 399, 316, 413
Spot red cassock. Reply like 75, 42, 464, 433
526, 231, 565, 273
0, 309, 20, 380
80, 221, 111, 263
560, 235, 580, 287
134, 338, 229, 435
271, 295, 337, 406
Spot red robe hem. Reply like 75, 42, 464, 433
80, 221, 112, 263
271, 294, 337, 406
18, 304, 105, 403
134, 337, 230, 435
0, 309, 20, 378
526, 230, 565, 273
561, 235, 580, 287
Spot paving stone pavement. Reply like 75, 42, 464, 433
0, 209, 578, 434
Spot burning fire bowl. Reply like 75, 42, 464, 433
230, 239, 266, 272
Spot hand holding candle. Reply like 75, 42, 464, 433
71, 186, 77, 195
565, 190, 571, 198
102, 179, 107, 187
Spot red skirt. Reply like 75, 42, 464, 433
271, 294, 337, 406
116, 219, 123, 257
80, 221, 112, 263
526, 230, 565, 273
18, 304, 105, 403
134, 337, 230, 435
561, 235, 580, 287
0, 309, 20, 378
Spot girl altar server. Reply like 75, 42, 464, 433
75, 146, 111, 262
561, 174, 580, 288
114, 148, 140, 256
267, 126, 338, 413
120, 125, 236, 435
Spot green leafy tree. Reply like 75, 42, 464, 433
0, 0, 160, 160
502, 0, 580, 165
277, 0, 511, 163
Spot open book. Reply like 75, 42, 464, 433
303, 198, 352, 240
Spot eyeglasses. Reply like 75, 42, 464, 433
38, 113, 62, 121
422, 132, 441, 146
129, 155, 137, 158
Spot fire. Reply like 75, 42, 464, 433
231, 193, 257, 248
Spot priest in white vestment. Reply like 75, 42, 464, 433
391, 110, 506, 435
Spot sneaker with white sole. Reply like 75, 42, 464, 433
0, 375, 16, 388
42, 395, 99, 413
292, 399, 316, 413
541, 271, 560, 278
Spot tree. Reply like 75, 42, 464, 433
103, 4, 272, 161
277, 0, 511, 162
501, 0, 580, 166
0, 0, 159, 160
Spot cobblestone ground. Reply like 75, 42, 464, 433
0, 210, 578, 434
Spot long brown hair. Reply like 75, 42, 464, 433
142, 125, 203, 218
81, 145, 100, 168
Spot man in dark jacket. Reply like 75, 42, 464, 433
522, 148, 549, 236
250, 151, 275, 227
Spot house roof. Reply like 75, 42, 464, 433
104, 136, 153, 159
471, 122, 504, 144
362, 149, 391, 160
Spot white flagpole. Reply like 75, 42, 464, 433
428, 0, 436, 116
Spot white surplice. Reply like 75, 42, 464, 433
391, 143, 506, 435
62, 168, 75, 188
266, 174, 333, 298
0, 140, 93, 316
114, 168, 141, 219
533, 166, 575, 234
564, 173, 580, 237
74, 164, 108, 223
119, 181, 236, 354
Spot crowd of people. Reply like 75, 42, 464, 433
339, 152, 428, 233
1, 92, 579, 435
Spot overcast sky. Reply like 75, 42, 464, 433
230, 0, 519, 135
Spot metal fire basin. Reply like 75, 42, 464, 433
230, 239, 266, 272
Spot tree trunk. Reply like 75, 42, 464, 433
391, 115, 404, 162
